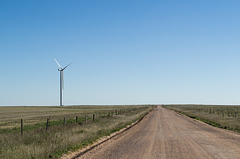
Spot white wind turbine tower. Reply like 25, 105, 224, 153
54, 58, 71, 106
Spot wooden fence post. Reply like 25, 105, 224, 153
21, 119, 23, 135
63, 117, 66, 126
93, 114, 95, 121
46, 118, 49, 131
85, 115, 87, 124
76, 116, 78, 123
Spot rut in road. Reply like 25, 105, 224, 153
78, 106, 240, 159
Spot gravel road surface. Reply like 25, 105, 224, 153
78, 106, 240, 159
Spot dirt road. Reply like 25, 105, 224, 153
78, 106, 240, 159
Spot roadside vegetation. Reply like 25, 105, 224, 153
163, 105, 240, 133
0, 105, 153, 159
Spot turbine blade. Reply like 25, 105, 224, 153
54, 58, 62, 68
62, 63, 72, 70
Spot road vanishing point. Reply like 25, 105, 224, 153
78, 106, 240, 159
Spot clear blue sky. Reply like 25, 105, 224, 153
1, 0, 240, 106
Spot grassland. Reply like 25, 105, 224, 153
163, 104, 240, 132
0, 105, 154, 159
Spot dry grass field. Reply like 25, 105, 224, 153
0, 105, 150, 130
0, 105, 153, 159
163, 105, 240, 132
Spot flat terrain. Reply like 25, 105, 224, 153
164, 105, 240, 132
79, 106, 240, 159
0, 105, 148, 129
0, 105, 151, 159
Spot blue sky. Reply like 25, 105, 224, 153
1, 0, 240, 106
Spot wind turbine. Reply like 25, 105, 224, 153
54, 58, 71, 106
